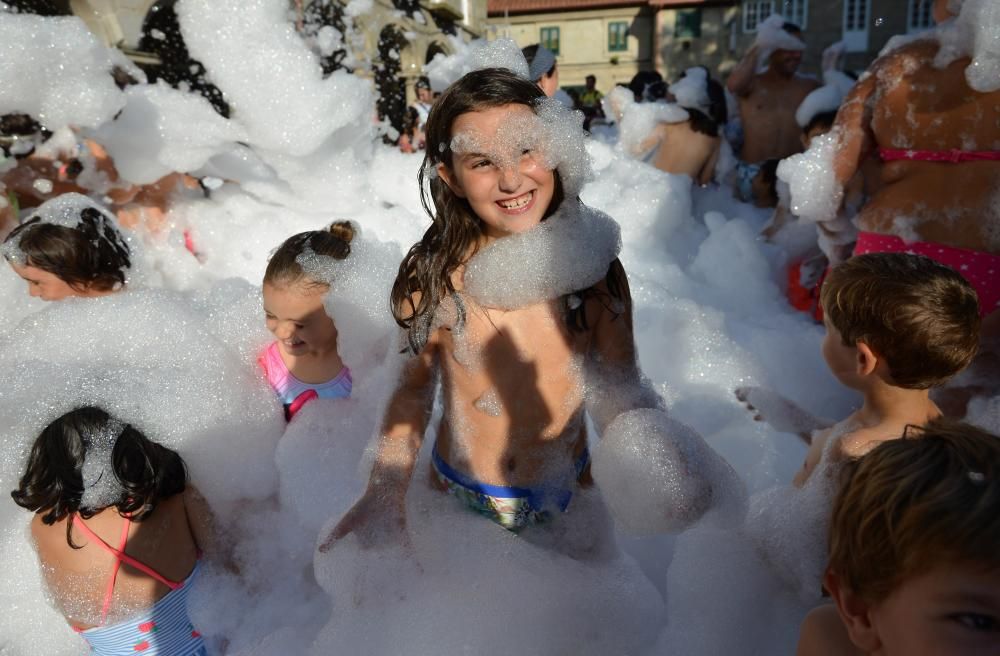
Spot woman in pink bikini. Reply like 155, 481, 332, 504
11, 407, 215, 655
830, 0, 1000, 318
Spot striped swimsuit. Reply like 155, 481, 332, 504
258, 341, 352, 420
71, 514, 207, 655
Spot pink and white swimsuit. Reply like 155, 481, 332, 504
259, 342, 352, 420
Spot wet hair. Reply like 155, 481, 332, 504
645, 81, 668, 102
263, 221, 355, 289
803, 110, 837, 138
683, 74, 728, 137
828, 420, 1000, 602
393, 68, 622, 352
3, 207, 131, 292
820, 253, 980, 389
11, 407, 188, 548
628, 70, 663, 103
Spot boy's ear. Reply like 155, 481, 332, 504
855, 341, 879, 377
436, 163, 466, 199
824, 570, 882, 653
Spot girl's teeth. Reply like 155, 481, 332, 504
500, 192, 531, 209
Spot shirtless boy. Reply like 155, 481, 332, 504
727, 19, 820, 201
737, 253, 980, 486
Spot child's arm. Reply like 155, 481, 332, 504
735, 386, 834, 443
182, 485, 239, 573
584, 261, 664, 433
319, 331, 438, 552
792, 428, 831, 487
587, 262, 743, 532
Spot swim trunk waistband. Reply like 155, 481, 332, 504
431, 445, 590, 531
854, 231, 1000, 317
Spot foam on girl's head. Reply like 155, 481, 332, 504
2, 193, 132, 291
264, 221, 356, 289
424, 38, 531, 92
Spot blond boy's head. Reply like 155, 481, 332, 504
824, 420, 1000, 655
820, 253, 980, 389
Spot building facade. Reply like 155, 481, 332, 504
487, 0, 657, 95
489, 0, 937, 94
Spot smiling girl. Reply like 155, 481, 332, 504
322, 68, 722, 546
260, 222, 354, 421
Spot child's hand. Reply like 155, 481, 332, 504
735, 387, 831, 443
318, 490, 409, 554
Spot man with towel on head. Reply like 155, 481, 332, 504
726, 15, 820, 202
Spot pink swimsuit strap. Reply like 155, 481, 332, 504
879, 147, 1000, 163
72, 513, 183, 623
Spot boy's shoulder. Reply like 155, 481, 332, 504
832, 422, 903, 461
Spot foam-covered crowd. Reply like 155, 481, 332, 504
1, 1, 998, 655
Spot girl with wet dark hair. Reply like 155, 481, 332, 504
11, 406, 213, 654
319, 67, 725, 548
2, 193, 131, 301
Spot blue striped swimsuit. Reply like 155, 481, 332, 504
71, 514, 208, 655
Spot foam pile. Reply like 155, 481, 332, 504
0, 14, 124, 130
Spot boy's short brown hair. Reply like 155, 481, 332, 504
820, 253, 980, 389
827, 420, 1000, 602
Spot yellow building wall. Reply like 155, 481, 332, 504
490, 7, 656, 93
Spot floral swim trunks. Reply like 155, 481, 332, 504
430, 445, 590, 531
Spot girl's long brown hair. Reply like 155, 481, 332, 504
391, 68, 623, 353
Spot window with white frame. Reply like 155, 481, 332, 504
776, 0, 808, 28
742, 0, 772, 33
742, 0, 808, 33
908, 0, 933, 32
843, 0, 870, 52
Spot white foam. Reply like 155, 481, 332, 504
93, 82, 248, 185
424, 37, 530, 90
776, 130, 841, 223
462, 199, 620, 309
754, 14, 806, 72
0, 14, 124, 130
668, 67, 710, 114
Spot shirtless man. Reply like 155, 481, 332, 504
727, 21, 819, 201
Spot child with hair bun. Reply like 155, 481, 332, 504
11, 407, 214, 655
797, 420, 1000, 656
260, 221, 355, 421
2, 193, 131, 301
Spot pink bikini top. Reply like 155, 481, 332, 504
879, 148, 1000, 163
72, 513, 184, 624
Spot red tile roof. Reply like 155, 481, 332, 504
647, 0, 734, 7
